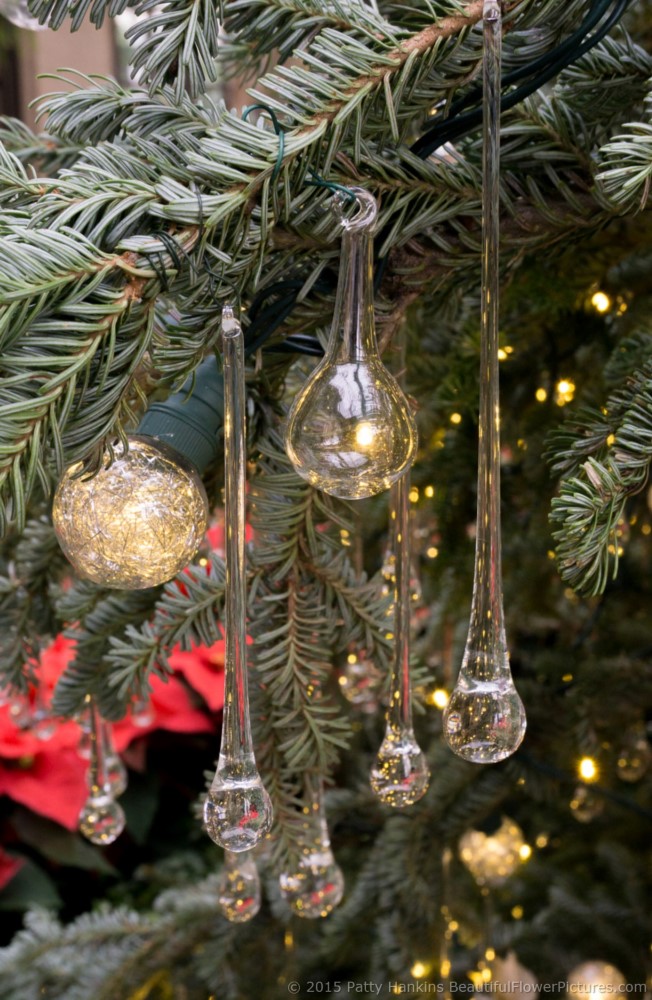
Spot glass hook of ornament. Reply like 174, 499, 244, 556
284, 187, 417, 499
371, 473, 430, 806
78, 699, 126, 846
279, 778, 344, 919
203, 306, 273, 852
443, 0, 526, 763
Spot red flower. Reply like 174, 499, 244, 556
167, 639, 226, 711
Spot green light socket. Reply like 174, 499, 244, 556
137, 355, 224, 474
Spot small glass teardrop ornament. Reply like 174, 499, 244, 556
279, 783, 344, 919
616, 724, 651, 782
443, 0, 526, 765
203, 307, 273, 851
285, 189, 417, 499
339, 651, 381, 712
371, 474, 430, 807
98, 720, 128, 797
570, 785, 604, 823
79, 700, 126, 846
217, 850, 262, 923
131, 696, 154, 728
204, 757, 273, 852
79, 793, 126, 846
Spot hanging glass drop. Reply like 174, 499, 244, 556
443, 0, 526, 764
204, 306, 273, 852
217, 850, 262, 923
79, 699, 126, 846
370, 472, 430, 807
101, 721, 128, 798
279, 779, 344, 919
131, 695, 154, 728
285, 188, 417, 499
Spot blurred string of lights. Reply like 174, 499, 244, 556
242, 0, 635, 356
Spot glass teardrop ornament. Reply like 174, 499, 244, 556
371, 475, 430, 807
279, 784, 344, 919
443, 0, 526, 765
203, 307, 273, 851
79, 793, 126, 846
217, 850, 261, 923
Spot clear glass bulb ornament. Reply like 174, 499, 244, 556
279, 781, 344, 919
217, 850, 262, 923
285, 188, 417, 499
204, 307, 273, 852
371, 474, 430, 807
79, 700, 126, 846
53, 435, 209, 590
0, 0, 47, 29
443, 0, 526, 764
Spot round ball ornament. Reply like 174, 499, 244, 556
566, 962, 627, 998
53, 435, 209, 590
458, 817, 526, 888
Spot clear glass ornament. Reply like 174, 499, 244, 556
338, 650, 381, 712
458, 817, 525, 888
285, 188, 417, 499
8, 695, 31, 729
371, 474, 430, 807
0, 0, 47, 29
443, 0, 526, 764
569, 785, 604, 823
53, 435, 209, 590
79, 700, 126, 846
616, 723, 651, 782
131, 695, 154, 728
279, 780, 344, 919
204, 307, 273, 852
101, 722, 128, 798
217, 850, 261, 923
567, 963, 626, 997
31, 688, 56, 741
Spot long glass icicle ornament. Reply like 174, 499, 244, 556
370, 471, 430, 806
79, 698, 126, 845
204, 306, 273, 851
443, 0, 526, 763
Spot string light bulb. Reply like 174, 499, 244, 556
591, 291, 612, 313
53, 357, 223, 589
285, 189, 417, 499
578, 756, 598, 782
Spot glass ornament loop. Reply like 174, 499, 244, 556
217, 850, 262, 923
443, 0, 526, 764
279, 779, 344, 919
203, 306, 273, 852
78, 700, 126, 846
331, 186, 378, 232
284, 188, 417, 499
370, 473, 430, 807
